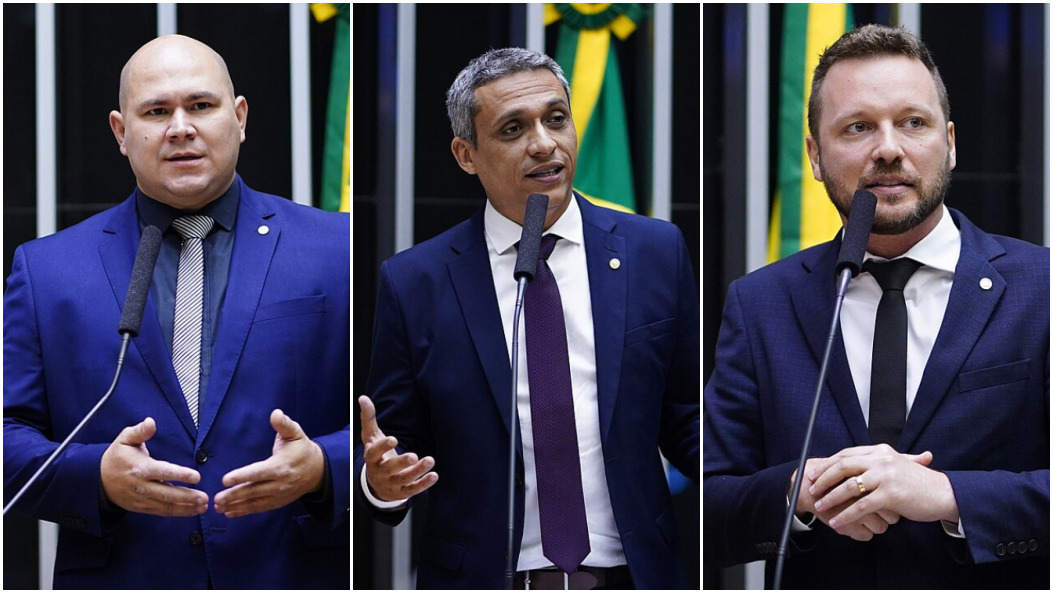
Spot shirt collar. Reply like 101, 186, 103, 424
136, 176, 240, 235
865, 204, 961, 274
484, 193, 584, 255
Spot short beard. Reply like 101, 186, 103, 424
820, 153, 953, 235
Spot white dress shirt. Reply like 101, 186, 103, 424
363, 197, 625, 568
793, 205, 965, 537
484, 197, 625, 570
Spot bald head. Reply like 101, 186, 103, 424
109, 34, 248, 210
118, 35, 235, 113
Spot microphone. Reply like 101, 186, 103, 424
507, 193, 549, 588
119, 225, 163, 336
4, 226, 163, 516
836, 189, 878, 278
773, 191, 877, 589
513, 194, 550, 281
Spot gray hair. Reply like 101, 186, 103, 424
446, 48, 570, 146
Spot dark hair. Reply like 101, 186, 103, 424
808, 24, 950, 140
446, 48, 570, 147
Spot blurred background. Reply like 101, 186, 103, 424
704, 3, 1048, 589
352, 3, 700, 589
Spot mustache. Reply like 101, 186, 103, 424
856, 161, 923, 188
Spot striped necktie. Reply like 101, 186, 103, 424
170, 215, 214, 427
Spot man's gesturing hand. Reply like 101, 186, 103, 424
100, 417, 209, 516
214, 409, 325, 519
359, 395, 437, 502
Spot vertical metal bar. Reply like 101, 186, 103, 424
36, 3, 56, 239
394, 4, 415, 254
745, 4, 769, 274
390, 4, 416, 587
290, 3, 313, 206
157, 3, 177, 36
896, 3, 921, 34
651, 4, 673, 221
526, 3, 545, 52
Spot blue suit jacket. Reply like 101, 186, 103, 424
4, 178, 350, 589
355, 195, 699, 588
703, 209, 1049, 588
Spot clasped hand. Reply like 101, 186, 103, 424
790, 444, 959, 542
100, 409, 324, 518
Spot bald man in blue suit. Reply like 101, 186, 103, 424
4, 36, 348, 588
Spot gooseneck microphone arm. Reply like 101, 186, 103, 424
3, 225, 162, 517
506, 194, 549, 589
772, 190, 876, 589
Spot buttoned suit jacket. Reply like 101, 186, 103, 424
703, 208, 1049, 588
354, 195, 700, 589
3, 177, 350, 589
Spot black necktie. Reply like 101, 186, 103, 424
864, 258, 921, 446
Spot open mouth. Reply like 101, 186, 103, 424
526, 165, 564, 180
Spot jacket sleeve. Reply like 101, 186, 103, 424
4, 245, 112, 536
702, 280, 815, 567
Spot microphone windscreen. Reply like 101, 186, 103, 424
118, 225, 162, 337
513, 194, 550, 282
836, 190, 877, 278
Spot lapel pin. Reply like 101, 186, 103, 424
258, 225, 270, 236
609, 258, 621, 270
979, 277, 992, 290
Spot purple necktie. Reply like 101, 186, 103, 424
525, 234, 590, 575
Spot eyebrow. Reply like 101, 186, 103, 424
135, 91, 224, 112
493, 97, 569, 127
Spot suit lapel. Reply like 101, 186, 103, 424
100, 197, 198, 438
197, 183, 279, 442
447, 212, 518, 439
792, 238, 871, 445
579, 198, 626, 443
899, 211, 1006, 451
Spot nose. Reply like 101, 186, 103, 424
527, 121, 556, 157
168, 108, 196, 141
871, 123, 905, 163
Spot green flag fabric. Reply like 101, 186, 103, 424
312, 3, 350, 212
769, 3, 853, 261
546, 3, 646, 214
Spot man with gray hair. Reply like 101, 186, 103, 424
355, 47, 700, 589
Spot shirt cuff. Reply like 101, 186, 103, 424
360, 465, 408, 510
941, 518, 966, 539
786, 495, 817, 532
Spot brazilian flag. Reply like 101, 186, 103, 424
546, 3, 646, 214
312, 3, 350, 212
769, 4, 853, 261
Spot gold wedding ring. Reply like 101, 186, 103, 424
856, 475, 867, 494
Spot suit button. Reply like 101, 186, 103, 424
515, 473, 524, 488
195, 450, 208, 464
1028, 539, 1038, 552
189, 531, 204, 546
1019, 541, 1028, 554
1007, 542, 1017, 555
995, 543, 1006, 557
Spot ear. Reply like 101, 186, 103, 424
805, 135, 822, 181
450, 137, 477, 175
109, 110, 128, 156
946, 121, 956, 171
234, 96, 248, 143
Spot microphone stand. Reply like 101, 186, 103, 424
3, 333, 133, 516
772, 267, 853, 589
505, 276, 530, 589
